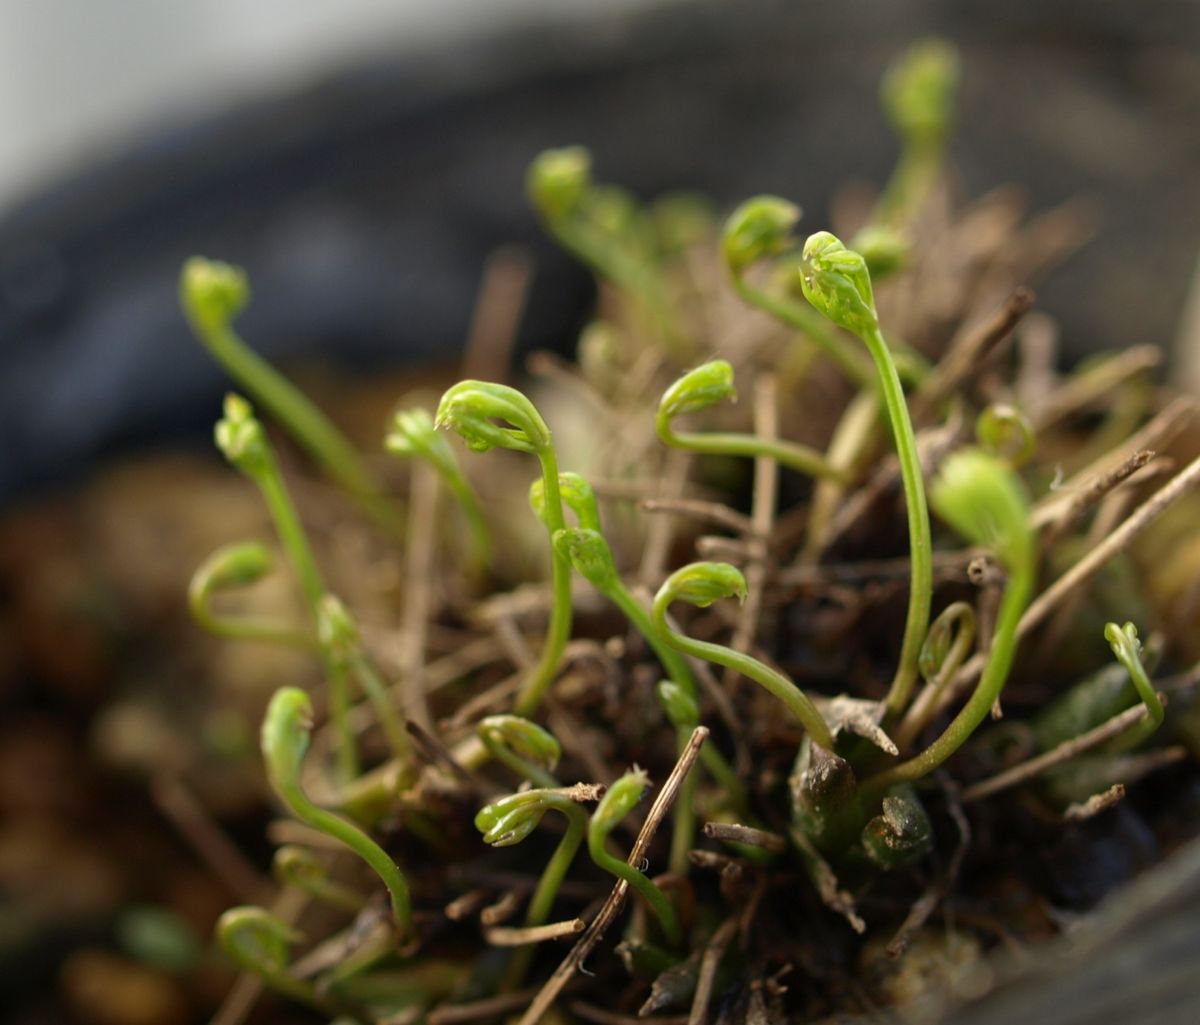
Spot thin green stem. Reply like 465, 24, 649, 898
656, 422, 848, 482
651, 588, 835, 751
182, 262, 399, 538
860, 324, 932, 719
733, 277, 874, 387
347, 652, 410, 762
514, 447, 574, 715
861, 549, 1034, 803
264, 690, 411, 936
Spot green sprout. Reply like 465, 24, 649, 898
877, 38, 960, 225
316, 595, 409, 762
588, 769, 682, 948
652, 563, 836, 751
261, 687, 411, 937
477, 715, 562, 789
272, 845, 367, 914
215, 906, 331, 1012
475, 787, 591, 984
799, 231, 933, 718
435, 381, 571, 715
551, 519, 747, 870
1103, 621, 1166, 749
655, 360, 847, 481
861, 448, 1035, 801
721, 198, 873, 388
918, 601, 977, 691
386, 406, 490, 570
530, 470, 602, 532
527, 147, 679, 351
859, 786, 933, 870
187, 540, 315, 650
181, 257, 397, 536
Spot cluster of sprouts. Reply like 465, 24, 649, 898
178, 38, 1194, 1025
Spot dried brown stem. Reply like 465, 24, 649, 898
398, 459, 439, 730
461, 245, 531, 383
485, 919, 586, 945
1064, 784, 1127, 822
701, 822, 788, 854
961, 702, 1151, 803
639, 496, 758, 537
688, 916, 740, 1025
429, 989, 543, 1025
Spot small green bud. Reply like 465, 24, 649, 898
930, 447, 1033, 570
850, 224, 910, 279
261, 687, 313, 797
553, 527, 619, 592
435, 380, 551, 456
527, 146, 592, 221
477, 715, 562, 774
976, 403, 1036, 468
316, 594, 358, 666
658, 360, 737, 423
658, 562, 748, 609
882, 38, 960, 149
216, 906, 301, 975
722, 196, 801, 276
656, 680, 699, 730
861, 788, 933, 869
592, 767, 651, 834
531, 472, 600, 531
475, 791, 549, 847
215, 392, 271, 476
385, 407, 460, 479
197, 541, 273, 591
1104, 621, 1165, 731
180, 256, 249, 334
918, 601, 976, 685
798, 231, 878, 337
273, 845, 328, 891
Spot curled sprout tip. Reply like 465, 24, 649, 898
527, 146, 593, 221
180, 256, 249, 333
798, 232, 878, 337
722, 196, 801, 276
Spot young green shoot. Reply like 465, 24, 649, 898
977, 402, 1036, 468
387, 406, 490, 570
722, 198, 873, 388
475, 786, 591, 984
215, 906, 331, 1013
861, 448, 1036, 802
652, 563, 836, 751
262, 687, 412, 937
272, 845, 367, 914
1103, 621, 1166, 750
655, 360, 848, 481
588, 769, 682, 948
317, 595, 409, 762
435, 381, 571, 715
876, 38, 960, 226
181, 257, 398, 536
799, 231, 933, 719
187, 541, 315, 650
477, 715, 562, 789
216, 393, 357, 780
527, 148, 679, 351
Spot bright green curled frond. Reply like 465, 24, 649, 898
435, 380, 552, 456
553, 527, 620, 594
261, 688, 412, 936
798, 232, 878, 338
1104, 621, 1165, 732
531, 472, 601, 531
722, 197, 801, 277
214, 906, 327, 1010
657, 360, 736, 432
477, 714, 562, 788
849, 224, 910, 279
527, 146, 592, 222
918, 601, 976, 687
930, 447, 1033, 570
660, 562, 748, 609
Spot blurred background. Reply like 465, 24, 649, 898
0, 1, 1198, 1023
1, 0, 1198, 500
